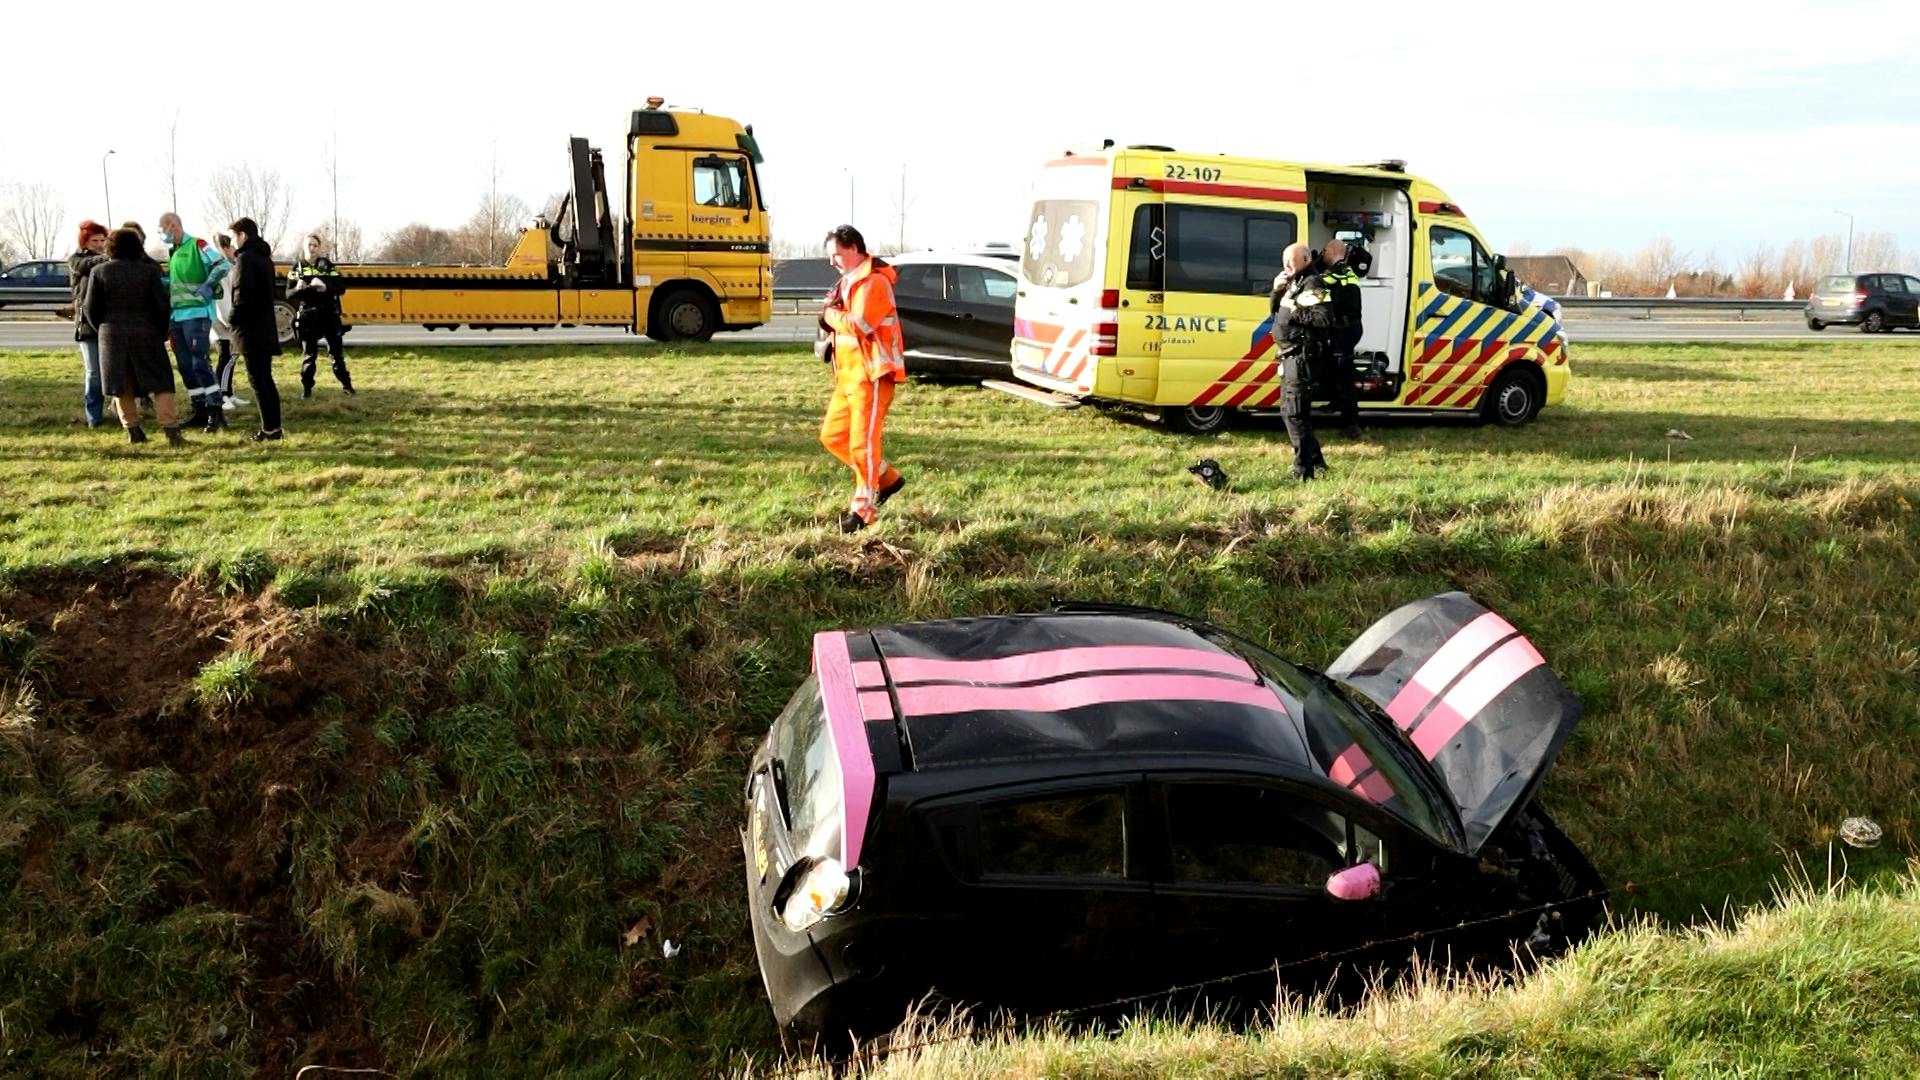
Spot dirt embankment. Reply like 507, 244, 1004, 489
3, 571, 393, 1075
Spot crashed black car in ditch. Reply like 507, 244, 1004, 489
742, 592, 1603, 1047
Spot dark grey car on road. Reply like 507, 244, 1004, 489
1806, 273, 1920, 332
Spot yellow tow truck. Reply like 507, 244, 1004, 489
274, 99, 771, 342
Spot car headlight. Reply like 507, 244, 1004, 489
778, 857, 852, 932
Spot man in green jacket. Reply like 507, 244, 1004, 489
157, 212, 232, 431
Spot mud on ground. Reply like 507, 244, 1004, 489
2, 570, 392, 1075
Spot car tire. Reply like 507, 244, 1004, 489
1513, 806, 1606, 954
1165, 405, 1232, 436
1480, 366, 1543, 427
1806, 319, 1825, 331
655, 288, 717, 343
1861, 311, 1884, 334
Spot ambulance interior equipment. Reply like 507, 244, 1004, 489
1308, 179, 1411, 400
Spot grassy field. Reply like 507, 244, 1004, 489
1, 339, 1917, 1076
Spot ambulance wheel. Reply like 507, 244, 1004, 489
656, 288, 718, 342
274, 301, 298, 347
1166, 405, 1231, 436
1806, 319, 1825, 331
1861, 311, 1884, 334
1482, 367, 1543, 427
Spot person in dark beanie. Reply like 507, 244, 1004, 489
68, 220, 112, 427
86, 229, 187, 445
226, 218, 286, 441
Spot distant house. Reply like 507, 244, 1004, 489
1506, 255, 1588, 297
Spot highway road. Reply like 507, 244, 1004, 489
0, 314, 1895, 351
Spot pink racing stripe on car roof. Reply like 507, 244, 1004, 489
893, 672, 1287, 719
813, 630, 877, 869
883, 645, 1256, 686
1409, 636, 1547, 760
1384, 612, 1516, 730
852, 660, 887, 689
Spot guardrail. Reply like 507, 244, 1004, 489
1550, 297, 1803, 320
0, 287, 69, 308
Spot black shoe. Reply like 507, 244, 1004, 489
127, 425, 148, 444
301, 383, 314, 400
163, 425, 190, 447
839, 512, 868, 534
340, 383, 356, 396
1289, 466, 1317, 482
205, 408, 228, 434
185, 400, 208, 430
875, 474, 906, 507
250, 428, 283, 442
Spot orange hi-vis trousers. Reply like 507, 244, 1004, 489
820, 377, 901, 524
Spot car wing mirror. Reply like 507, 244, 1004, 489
1325, 861, 1382, 901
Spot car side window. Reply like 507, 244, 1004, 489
978, 789, 1127, 879
1906, 277, 1920, 296
1880, 275, 1908, 296
1163, 783, 1347, 888
950, 265, 1015, 306
893, 264, 945, 301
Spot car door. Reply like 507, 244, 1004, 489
926, 779, 1156, 1009
1409, 225, 1531, 411
1145, 777, 1407, 1000
891, 262, 960, 371
945, 263, 1018, 364
1881, 275, 1919, 327
1326, 591, 1582, 854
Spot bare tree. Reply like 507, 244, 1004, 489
1852, 231, 1901, 273
310, 220, 367, 262
0, 235, 17, 266
377, 223, 456, 263
202, 165, 297, 252
1, 182, 68, 260
158, 107, 181, 214
451, 191, 533, 265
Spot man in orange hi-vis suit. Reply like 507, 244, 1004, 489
819, 225, 908, 533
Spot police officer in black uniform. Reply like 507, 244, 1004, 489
1313, 238, 1365, 437
1271, 242, 1329, 480
288, 233, 354, 398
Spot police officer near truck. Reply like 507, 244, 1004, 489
1272, 242, 1330, 481
288, 234, 355, 397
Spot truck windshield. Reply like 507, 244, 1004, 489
770, 675, 844, 860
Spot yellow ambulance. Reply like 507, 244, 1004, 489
1002, 146, 1570, 433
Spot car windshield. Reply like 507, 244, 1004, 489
1199, 629, 1454, 846
770, 675, 843, 860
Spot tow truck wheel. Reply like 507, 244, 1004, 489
657, 289, 718, 343
1165, 405, 1231, 436
1482, 367, 1543, 427
1861, 311, 1884, 334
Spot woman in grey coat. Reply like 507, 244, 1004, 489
84, 229, 188, 446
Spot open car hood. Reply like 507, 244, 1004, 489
1327, 592, 1582, 855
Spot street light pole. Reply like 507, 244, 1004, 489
1832, 209, 1854, 272
101, 149, 116, 224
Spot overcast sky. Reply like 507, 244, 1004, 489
6, 0, 1918, 267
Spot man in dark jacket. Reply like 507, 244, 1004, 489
1314, 238, 1365, 438
227, 218, 286, 441
288, 233, 353, 397
1271, 242, 1330, 480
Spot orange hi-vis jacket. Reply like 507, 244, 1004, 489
823, 258, 907, 388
